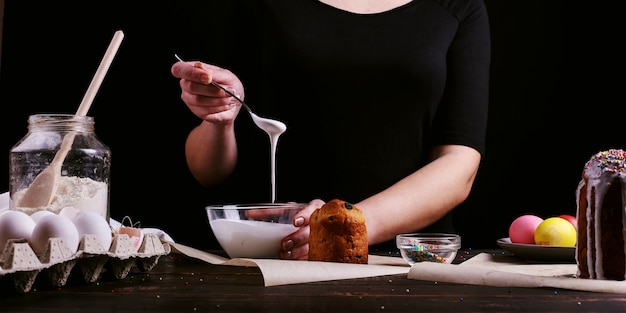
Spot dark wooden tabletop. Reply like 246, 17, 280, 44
2, 248, 625, 313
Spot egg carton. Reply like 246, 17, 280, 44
0, 232, 171, 293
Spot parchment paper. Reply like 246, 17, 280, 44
3, 192, 411, 287
408, 252, 626, 294
169, 242, 410, 286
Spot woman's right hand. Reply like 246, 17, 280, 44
171, 60, 245, 125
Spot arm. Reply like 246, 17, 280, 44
185, 120, 237, 187
357, 144, 481, 245
171, 60, 245, 186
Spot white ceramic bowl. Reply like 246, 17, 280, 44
396, 233, 461, 265
206, 203, 305, 259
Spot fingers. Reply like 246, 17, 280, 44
280, 199, 325, 260
171, 60, 210, 84
292, 199, 325, 227
245, 207, 299, 220
280, 226, 310, 260
172, 60, 240, 90
172, 60, 243, 122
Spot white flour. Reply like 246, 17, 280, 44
12, 176, 108, 218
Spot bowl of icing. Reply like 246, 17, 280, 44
206, 203, 305, 259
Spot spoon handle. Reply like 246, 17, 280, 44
209, 81, 252, 114
77, 30, 124, 116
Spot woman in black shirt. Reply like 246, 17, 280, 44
171, 0, 491, 259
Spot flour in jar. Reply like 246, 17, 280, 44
12, 176, 108, 217
210, 219, 297, 259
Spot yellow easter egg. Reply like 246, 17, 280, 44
534, 217, 577, 246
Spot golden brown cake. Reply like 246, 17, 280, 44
576, 149, 626, 280
308, 199, 368, 264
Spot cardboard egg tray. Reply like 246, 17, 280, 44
0, 232, 171, 293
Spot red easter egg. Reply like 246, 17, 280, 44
509, 214, 544, 244
558, 214, 577, 230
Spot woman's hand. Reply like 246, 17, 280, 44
174, 60, 243, 187
280, 199, 326, 260
171, 60, 245, 124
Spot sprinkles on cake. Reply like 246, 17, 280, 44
585, 149, 626, 173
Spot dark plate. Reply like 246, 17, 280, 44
497, 237, 575, 263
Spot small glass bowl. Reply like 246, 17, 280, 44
396, 233, 461, 265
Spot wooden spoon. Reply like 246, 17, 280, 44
17, 30, 124, 208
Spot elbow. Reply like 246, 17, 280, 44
456, 164, 480, 205
186, 160, 234, 188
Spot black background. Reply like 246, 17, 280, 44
1, 1, 623, 250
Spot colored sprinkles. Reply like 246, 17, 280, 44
407, 244, 447, 263
586, 149, 626, 173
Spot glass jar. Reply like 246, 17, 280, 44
9, 114, 111, 220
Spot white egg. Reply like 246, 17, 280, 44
29, 214, 80, 255
72, 211, 112, 249
30, 210, 55, 223
0, 210, 36, 251
59, 206, 79, 220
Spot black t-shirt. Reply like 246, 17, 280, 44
197, 0, 491, 234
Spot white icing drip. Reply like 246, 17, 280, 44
575, 180, 584, 278
578, 161, 626, 280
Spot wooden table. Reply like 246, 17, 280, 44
2, 248, 624, 313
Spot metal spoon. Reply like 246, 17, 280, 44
210, 83, 287, 203
209, 80, 287, 136
174, 54, 286, 202
174, 54, 287, 136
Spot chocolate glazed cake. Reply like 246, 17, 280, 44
576, 149, 626, 280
